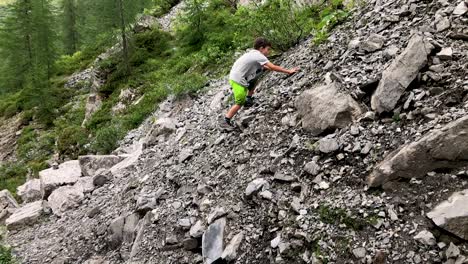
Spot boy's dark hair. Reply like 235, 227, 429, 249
254, 37, 272, 50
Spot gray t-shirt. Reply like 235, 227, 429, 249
229, 50, 269, 87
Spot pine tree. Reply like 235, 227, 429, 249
61, 0, 79, 54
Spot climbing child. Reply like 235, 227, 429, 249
220, 37, 299, 131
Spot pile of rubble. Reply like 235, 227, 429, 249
2, 0, 468, 263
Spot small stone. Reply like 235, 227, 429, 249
435, 16, 451, 32
353, 247, 366, 259
304, 161, 321, 176
271, 235, 281, 248
178, 218, 191, 229
273, 172, 295, 182
318, 138, 340, 153
414, 230, 436, 246
278, 242, 291, 255
446, 242, 460, 259
453, 1, 468, 15
190, 220, 206, 238
259, 190, 273, 200
207, 207, 227, 224
388, 208, 398, 221
221, 232, 244, 261
437, 47, 453, 60
245, 178, 267, 197
350, 126, 359, 135
166, 235, 178, 245
318, 181, 330, 190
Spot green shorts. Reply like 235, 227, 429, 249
230, 80, 248, 106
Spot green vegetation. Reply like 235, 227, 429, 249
318, 204, 367, 231
0, 227, 16, 264
0, 0, 352, 194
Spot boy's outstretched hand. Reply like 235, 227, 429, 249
287, 67, 300, 75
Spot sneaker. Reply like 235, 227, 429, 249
244, 96, 255, 108
219, 117, 236, 131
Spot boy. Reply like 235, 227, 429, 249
220, 37, 299, 131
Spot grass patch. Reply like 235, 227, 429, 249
318, 204, 367, 231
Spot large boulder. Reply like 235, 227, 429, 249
371, 34, 434, 113
40, 160, 82, 199
368, 115, 468, 187
5, 200, 49, 231
47, 186, 85, 216
295, 82, 362, 135
427, 189, 468, 240
143, 117, 176, 148
17, 179, 42, 202
79, 155, 124, 176
0, 190, 19, 224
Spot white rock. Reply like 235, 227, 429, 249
40, 160, 82, 199
245, 178, 267, 197
6, 201, 49, 230
17, 179, 42, 203
414, 230, 436, 246
221, 232, 244, 261
47, 186, 84, 216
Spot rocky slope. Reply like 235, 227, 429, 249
3, 0, 468, 263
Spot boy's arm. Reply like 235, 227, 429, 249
264, 62, 299, 74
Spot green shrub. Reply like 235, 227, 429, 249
91, 125, 124, 154
56, 125, 88, 159
0, 162, 27, 197
0, 244, 15, 264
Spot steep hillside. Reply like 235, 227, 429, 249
2, 0, 468, 263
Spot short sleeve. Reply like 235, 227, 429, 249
257, 53, 269, 66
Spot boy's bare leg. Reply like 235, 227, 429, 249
226, 104, 242, 119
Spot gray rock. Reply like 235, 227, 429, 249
6, 200, 49, 230
190, 220, 206, 238
110, 141, 143, 176
123, 213, 140, 243
108, 213, 140, 249
144, 117, 176, 147
0, 190, 19, 224
178, 148, 193, 163
79, 155, 124, 176
133, 15, 158, 33
245, 178, 267, 197
47, 186, 84, 216
414, 230, 436, 246
295, 82, 362, 135
221, 232, 244, 261
83, 256, 110, 264
40, 160, 82, 199
453, 1, 467, 15
435, 16, 451, 32
371, 34, 434, 113
446, 243, 460, 259
207, 207, 227, 224
368, 115, 468, 187
209, 91, 225, 111
92, 170, 112, 187
73, 176, 95, 193
359, 33, 385, 53
437, 47, 453, 60
427, 189, 468, 240
318, 138, 340, 153
82, 94, 102, 126
273, 172, 295, 182
304, 161, 321, 176
17, 179, 41, 203
202, 218, 226, 264
353, 247, 366, 259
259, 190, 273, 200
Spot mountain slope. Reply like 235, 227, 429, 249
5, 0, 468, 263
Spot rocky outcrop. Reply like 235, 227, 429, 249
295, 82, 362, 135
79, 155, 124, 176
371, 34, 434, 113
427, 189, 468, 240
6, 201, 49, 231
40, 160, 82, 199
0, 190, 19, 224
17, 179, 42, 203
368, 115, 468, 187
82, 94, 103, 127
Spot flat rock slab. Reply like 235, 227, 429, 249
40, 160, 82, 199
371, 34, 434, 113
110, 141, 143, 177
368, 115, 468, 187
17, 179, 41, 203
295, 82, 362, 136
427, 189, 468, 240
6, 200, 49, 231
144, 117, 176, 147
79, 155, 124, 176
202, 217, 226, 264
48, 186, 85, 216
